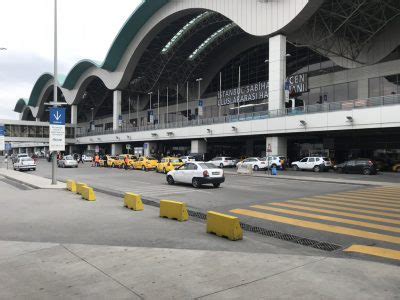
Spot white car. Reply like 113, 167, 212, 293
291, 157, 332, 172
207, 157, 236, 168
236, 157, 267, 171
180, 156, 195, 163
13, 157, 36, 171
81, 155, 93, 162
166, 162, 225, 188
264, 156, 286, 169
57, 155, 78, 168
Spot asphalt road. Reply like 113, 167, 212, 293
26, 159, 400, 265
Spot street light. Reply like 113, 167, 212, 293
51, 0, 58, 185
196, 78, 203, 125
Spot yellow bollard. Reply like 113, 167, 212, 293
206, 211, 243, 241
159, 200, 189, 222
76, 182, 87, 195
124, 193, 144, 211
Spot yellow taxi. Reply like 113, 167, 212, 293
133, 156, 158, 171
99, 155, 117, 167
156, 157, 184, 174
106, 156, 118, 168
118, 154, 138, 169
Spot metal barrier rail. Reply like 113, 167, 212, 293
76, 94, 400, 138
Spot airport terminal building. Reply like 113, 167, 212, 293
6, 0, 400, 168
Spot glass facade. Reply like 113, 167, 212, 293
298, 81, 358, 105
369, 74, 400, 97
4, 124, 74, 139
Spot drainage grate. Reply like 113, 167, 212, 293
188, 210, 207, 220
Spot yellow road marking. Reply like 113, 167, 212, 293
335, 192, 400, 201
252, 205, 400, 233
331, 194, 400, 205
299, 197, 400, 212
270, 202, 400, 225
288, 200, 400, 218
230, 209, 400, 245
344, 245, 400, 261
314, 195, 400, 208
342, 191, 400, 199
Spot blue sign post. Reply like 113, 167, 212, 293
0, 124, 5, 152
49, 107, 66, 152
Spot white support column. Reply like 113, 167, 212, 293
71, 105, 78, 125
111, 144, 123, 156
266, 136, 287, 157
268, 35, 286, 111
35, 118, 40, 122
191, 139, 207, 154
143, 142, 157, 157
113, 90, 122, 131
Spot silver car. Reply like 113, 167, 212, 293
13, 157, 36, 171
58, 155, 78, 168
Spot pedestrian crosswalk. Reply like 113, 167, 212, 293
230, 186, 400, 261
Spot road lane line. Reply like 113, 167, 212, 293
287, 200, 400, 218
314, 195, 400, 208
230, 209, 400, 245
340, 191, 400, 199
251, 205, 400, 233
298, 197, 400, 212
270, 202, 400, 225
344, 245, 400, 261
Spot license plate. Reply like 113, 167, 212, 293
212, 172, 220, 175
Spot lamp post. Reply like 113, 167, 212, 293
148, 92, 153, 124
196, 78, 203, 125
51, 0, 58, 185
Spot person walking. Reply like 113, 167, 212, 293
94, 154, 100, 167
124, 155, 129, 170
78, 154, 84, 164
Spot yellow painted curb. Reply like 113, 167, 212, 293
207, 211, 243, 241
160, 200, 188, 222
124, 193, 144, 211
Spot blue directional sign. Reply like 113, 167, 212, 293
0, 125, 4, 136
5, 143, 12, 151
50, 107, 66, 125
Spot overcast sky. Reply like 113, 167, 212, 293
0, 0, 142, 120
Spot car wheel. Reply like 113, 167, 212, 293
292, 165, 299, 171
363, 168, 371, 175
219, 163, 224, 169
192, 178, 201, 188
163, 168, 167, 174
213, 183, 220, 188
167, 175, 175, 185
253, 165, 259, 171
313, 165, 321, 172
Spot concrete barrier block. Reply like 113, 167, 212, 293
160, 200, 188, 222
206, 211, 243, 241
76, 182, 87, 195
81, 186, 96, 201
124, 193, 144, 211
66, 180, 77, 193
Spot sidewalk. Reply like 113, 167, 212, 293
224, 170, 400, 187
0, 168, 65, 189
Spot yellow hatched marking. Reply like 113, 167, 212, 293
252, 205, 400, 233
314, 195, 400, 208
299, 197, 400, 213
342, 191, 400, 199
288, 200, 400, 218
270, 202, 400, 225
344, 245, 400, 261
230, 209, 400, 245
331, 194, 400, 205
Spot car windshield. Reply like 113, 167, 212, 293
198, 163, 217, 169
65, 156, 74, 160
259, 158, 266, 161
171, 159, 182, 163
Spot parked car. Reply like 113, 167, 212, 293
157, 157, 184, 173
334, 159, 378, 175
133, 156, 158, 171
264, 156, 286, 169
392, 163, 400, 173
13, 157, 36, 171
57, 155, 78, 168
207, 157, 236, 168
291, 157, 332, 172
180, 156, 195, 163
81, 155, 93, 162
166, 162, 225, 188
236, 157, 267, 171
13, 153, 28, 163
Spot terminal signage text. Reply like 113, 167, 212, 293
49, 108, 66, 152
217, 73, 308, 107
0, 125, 5, 151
